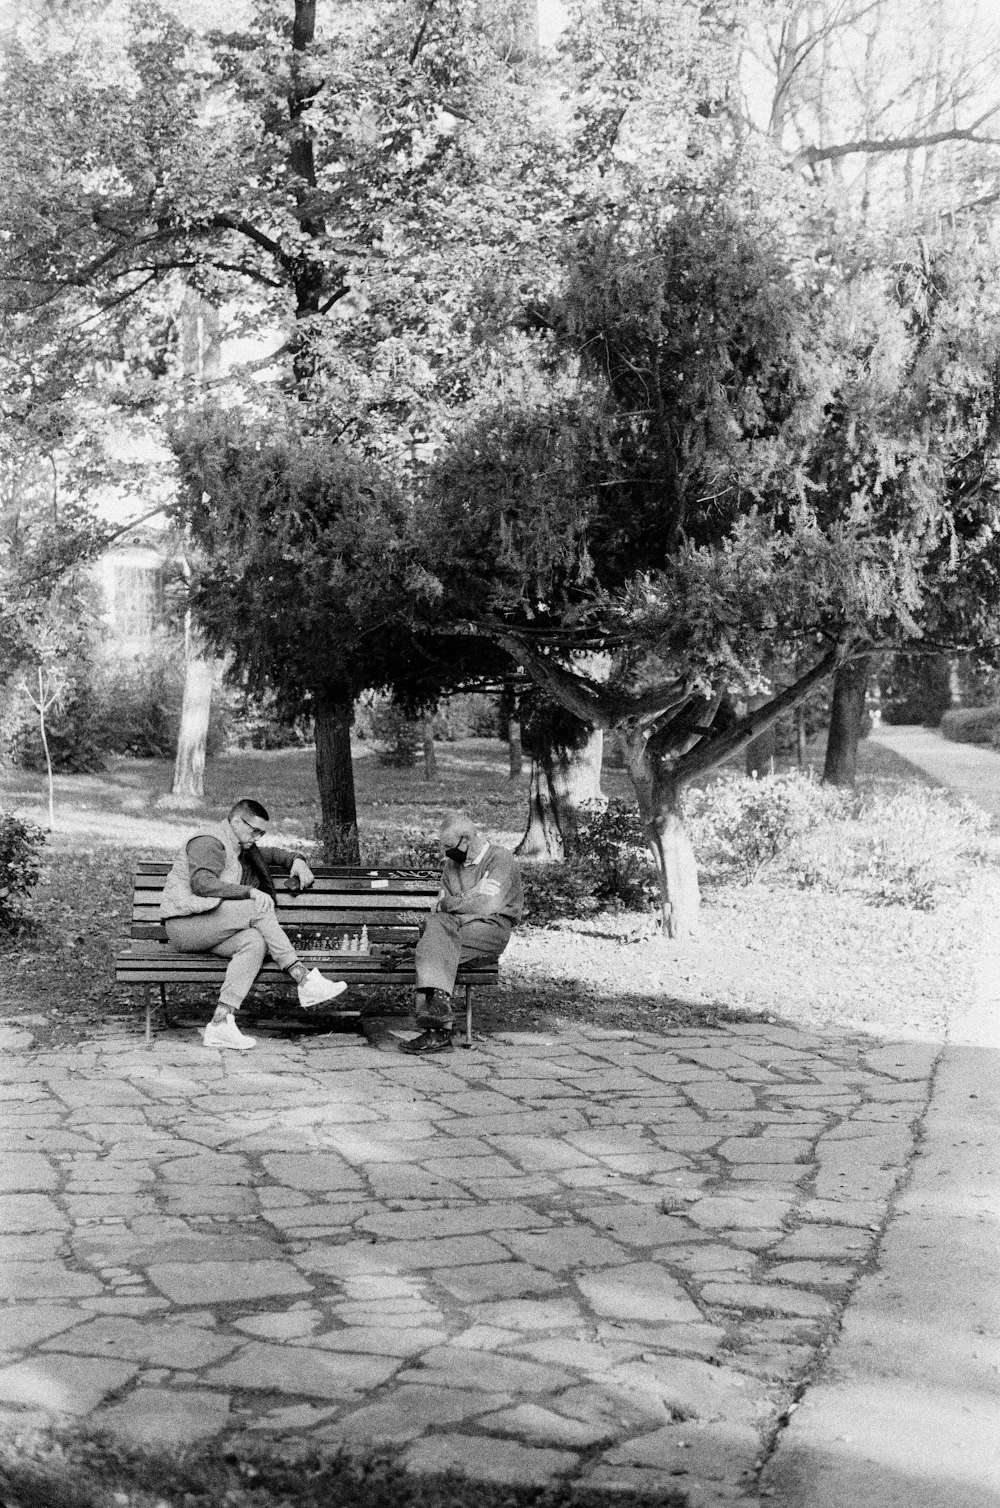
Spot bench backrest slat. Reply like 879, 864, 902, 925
135, 861, 435, 881
129, 863, 441, 945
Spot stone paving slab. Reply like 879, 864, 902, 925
0, 1017, 938, 1504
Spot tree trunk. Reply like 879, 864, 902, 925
517, 727, 604, 861
499, 683, 523, 781
315, 686, 360, 862
795, 702, 807, 768
37, 671, 55, 832
823, 657, 870, 788
744, 694, 777, 778
507, 715, 523, 781
172, 656, 215, 801
620, 727, 700, 938
646, 801, 701, 940
422, 716, 438, 781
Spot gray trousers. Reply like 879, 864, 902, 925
414, 913, 510, 1027
164, 893, 299, 1011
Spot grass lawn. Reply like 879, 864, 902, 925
0, 1437, 684, 1508
0, 732, 991, 1048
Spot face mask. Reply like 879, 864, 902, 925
445, 838, 469, 865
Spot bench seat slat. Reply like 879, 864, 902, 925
116, 967, 496, 983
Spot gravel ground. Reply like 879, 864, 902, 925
493, 872, 988, 1044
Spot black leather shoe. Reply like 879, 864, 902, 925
399, 1028, 454, 1055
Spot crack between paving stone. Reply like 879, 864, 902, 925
747, 1036, 947, 1497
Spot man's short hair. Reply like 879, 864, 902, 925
440, 811, 476, 842
230, 798, 270, 824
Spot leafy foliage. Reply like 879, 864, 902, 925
878, 653, 953, 727
371, 703, 420, 769
576, 800, 659, 908
684, 772, 848, 885
8, 639, 230, 770
171, 408, 422, 710
0, 815, 46, 933
789, 781, 991, 909
521, 799, 657, 923
939, 704, 1000, 748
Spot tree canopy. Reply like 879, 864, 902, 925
5, 0, 1000, 922
418, 203, 1000, 931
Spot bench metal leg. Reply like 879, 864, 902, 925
144, 985, 153, 1049
464, 984, 473, 1048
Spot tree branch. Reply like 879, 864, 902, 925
319, 284, 351, 315
494, 634, 612, 725
672, 652, 838, 783
410, 0, 438, 65
498, 633, 693, 729
206, 214, 290, 266
797, 111, 1000, 166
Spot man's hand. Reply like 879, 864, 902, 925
290, 857, 315, 890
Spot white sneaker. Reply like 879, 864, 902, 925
203, 1013, 256, 1051
297, 968, 349, 1010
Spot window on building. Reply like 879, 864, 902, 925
111, 562, 163, 639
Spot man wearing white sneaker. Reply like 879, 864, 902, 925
159, 798, 347, 1050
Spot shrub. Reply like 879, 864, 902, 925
576, 800, 658, 909
786, 780, 990, 907
939, 705, 1000, 747
9, 678, 108, 773
371, 703, 420, 768
0, 814, 46, 932
228, 691, 311, 750
684, 771, 846, 885
521, 861, 604, 925
373, 826, 440, 869
878, 653, 953, 727
9, 641, 232, 770
434, 693, 503, 741
518, 800, 658, 923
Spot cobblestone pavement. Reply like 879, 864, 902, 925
0, 1018, 938, 1506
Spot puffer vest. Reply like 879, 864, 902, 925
159, 821, 242, 920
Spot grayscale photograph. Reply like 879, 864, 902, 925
0, 1, 998, 1504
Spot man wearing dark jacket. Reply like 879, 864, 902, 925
159, 797, 345, 1050
401, 812, 523, 1056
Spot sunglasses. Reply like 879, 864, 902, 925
241, 817, 267, 838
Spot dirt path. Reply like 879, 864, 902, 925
761, 728, 1000, 1507
869, 724, 1000, 819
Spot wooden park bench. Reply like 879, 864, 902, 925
115, 861, 499, 1048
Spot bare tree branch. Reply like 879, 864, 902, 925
497, 633, 693, 729
797, 107, 1000, 166
410, 0, 439, 65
